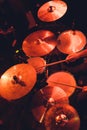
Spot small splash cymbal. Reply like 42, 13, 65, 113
37, 0, 67, 22
22, 30, 57, 57
0, 64, 37, 101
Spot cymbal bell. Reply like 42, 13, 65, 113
46, 71, 77, 97
57, 30, 86, 54
44, 104, 80, 130
31, 86, 69, 123
22, 30, 57, 57
37, 0, 67, 22
0, 64, 37, 101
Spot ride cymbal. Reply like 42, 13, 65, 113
0, 64, 37, 101
22, 30, 57, 57
31, 86, 69, 123
57, 30, 87, 54
37, 0, 67, 22
44, 104, 80, 130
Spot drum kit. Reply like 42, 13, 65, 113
0, 0, 87, 129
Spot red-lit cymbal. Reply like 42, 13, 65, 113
31, 86, 69, 123
0, 64, 37, 101
57, 30, 86, 54
37, 0, 67, 22
47, 71, 77, 97
44, 104, 80, 130
22, 30, 57, 57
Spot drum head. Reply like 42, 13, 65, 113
27, 57, 46, 74
47, 71, 77, 97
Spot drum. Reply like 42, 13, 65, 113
27, 57, 46, 74
46, 71, 77, 97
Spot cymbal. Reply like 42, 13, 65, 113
46, 71, 77, 97
37, 0, 67, 22
27, 57, 46, 74
31, 86, 69, 123
22, 30, 57, 57
0, 64, 37, 101
44, 104, 80, 130
57, 30, 86, 54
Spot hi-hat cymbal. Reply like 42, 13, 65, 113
57, 30, 87, 54
31, 86, 69, 123
0, 64, 37, 101
46, 71, 77, 97
37, 0, 67, 22
44, 104, 80, 130
22, 30, 57, 57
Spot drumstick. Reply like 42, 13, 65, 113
35, 59, 68, 70
32, 59, 67, 73
46, 59, 67, 67
47, 81, 83, 90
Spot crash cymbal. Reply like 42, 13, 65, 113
44, 104, 80, 130
27, 57, 46, 74
22, 30, 57, 57
37, 0, 67, 22
0, 64, 37, 101
57, 30, 86, 54
31, 86, 69, 123
47, 71, 77, 97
